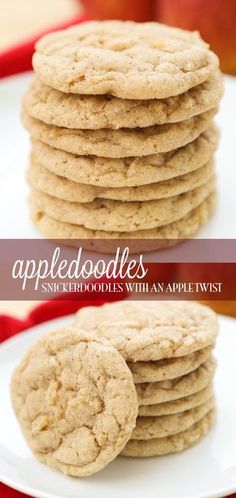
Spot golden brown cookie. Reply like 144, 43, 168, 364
32, 21, 219, 99
28, 178, 215, 232
24, 73, 223, 129
132, 397, 214, 439
75, 301, 218, 362
31, 126, 218, 187
129, 345, 213, 383
27, 158, 215, 203
23, 108, 217, 158
11, 327, 138, 476
138, 384, 214, 416
29, 191, 216, 253
121, 409, 215, 457
137, 358, 216, 405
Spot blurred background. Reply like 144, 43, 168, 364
0, 0, 82, 50
0, 0, 235, 74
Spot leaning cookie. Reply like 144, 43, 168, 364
11, 327, 138, 477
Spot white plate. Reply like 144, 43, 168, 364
0, 313, 236, 498
0, 72, 236, 238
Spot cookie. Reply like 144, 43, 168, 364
22, 108, 217, 158
132, 397, 214, 439
11, 327, 138, 477
28, 158, 215, 203
30, 192, 216, 253
75, 301, 218, 362
121, 409, 215, 457
32, 21, 219, 99
137, 358, 216, 405
24, 73, 223, 130
138, 384, 214, 416
31, 126, 219, 187
128, 345, 213, 384
29, 179, 215, 232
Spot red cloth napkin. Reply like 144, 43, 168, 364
1, 293, 235, 498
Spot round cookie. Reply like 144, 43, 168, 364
24, 73, 223, 130
128, 345, 213, 384
22, 108, 216, 158
27, 158, 215, 203
29, 179, 215, 232
132, 397, 214, 439
137, 358, 216, 406
31, 126, 219, 187
138, 384, 214, 416
32, 21, 219, 99
75, 301, 218, 362
30, 192, 216, 253
121, 409, 215, 457
11, 327, 138, 477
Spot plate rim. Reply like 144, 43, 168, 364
1, 469, 236, 498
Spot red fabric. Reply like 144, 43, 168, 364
0, 290, 235, 497
0, 483, 30, 498
0, 282, 127, 343
0, 14, 88, 79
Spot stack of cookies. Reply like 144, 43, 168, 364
75, 300, 218, 457
22, 21, 223, 249
11, 301, 218, 477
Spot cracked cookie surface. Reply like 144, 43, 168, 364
132, 397, 214, 439
28, 159, 214, 203
32, 21, 219, 99
24, 73, 223, 130
30, 192, 216, 253
75, 301, 218, 362
121, 409, 215, 457
11, 327, 138, 476
138, 384, 214, 416
29, 179, 215, 232
22, 108, 216, 158
31, 126, 218, 187
129, 345, 213, 383
137, 357, 216, 405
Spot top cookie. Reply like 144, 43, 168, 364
33, 21, 219, 99
11, 327, 138, 476
75, 301, 218, 362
